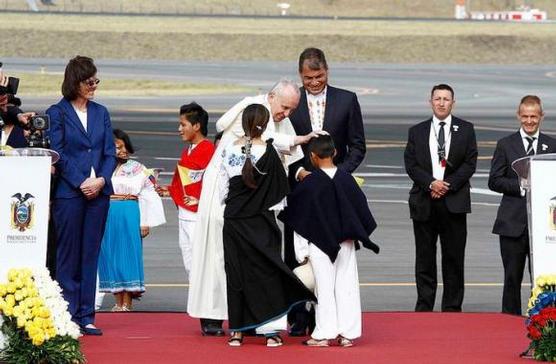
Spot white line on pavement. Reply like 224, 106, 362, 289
145, 282, 528, 288
355, 172, 490, 178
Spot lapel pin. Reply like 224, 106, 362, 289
452, 125, 459, 132
542, 144, 548, 151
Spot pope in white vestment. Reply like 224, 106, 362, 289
187, 85, 308, 324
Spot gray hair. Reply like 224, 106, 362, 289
268, 78, 300, 98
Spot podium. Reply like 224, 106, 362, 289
0, 148, 59, 281
512, 153, 556, 287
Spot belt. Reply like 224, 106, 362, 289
110, 194, 138, 201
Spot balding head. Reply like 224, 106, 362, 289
267, 78, 300, 122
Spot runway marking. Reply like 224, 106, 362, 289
471, 188, 500, 196
145, 283, 528, 288
355, 172, 490, 178
126, 130, 177, 136
365, 164, 404, 169
367, 199, 499, 207
368, 199, 407, 204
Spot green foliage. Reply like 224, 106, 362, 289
533, 325, 556, 362
0, 318, 85, 364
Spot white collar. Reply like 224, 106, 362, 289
432, 114, 452, 128
519, 128, 540, 140
305, 86, 327, 100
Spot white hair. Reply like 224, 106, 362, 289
268, 78, 300, 98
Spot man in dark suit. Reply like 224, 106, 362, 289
286, 47, 366, 335
488, 95, 556, 315
404, 84, 477, 312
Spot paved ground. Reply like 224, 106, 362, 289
8, 58, 556, 313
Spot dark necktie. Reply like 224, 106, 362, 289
438, 122, 446, 162
525, 136, 536, 156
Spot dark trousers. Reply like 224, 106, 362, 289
284, 225, 313, 332
413, 199, 467, 312
499, 234, 530, 315
53, 195, 109, 326
46, 217, 57, 280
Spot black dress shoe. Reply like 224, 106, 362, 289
288, 324, 308, 337
80, 325, 103, 336
200, 319, 225, 336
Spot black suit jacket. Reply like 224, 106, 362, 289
6, 125, 28, 148
288, 85, 366, 184
488, 132, 556, 237
404, 116, 478, 221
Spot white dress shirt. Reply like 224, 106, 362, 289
295, 88, 327, 181
519, 127, 539, 155
519, 128, 540, 196
306, 87, 327, 132
73, 105, 96, 178
429, 115, 452, 181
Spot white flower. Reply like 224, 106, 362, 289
31, 268, 81, 339
0, 316, 5, 350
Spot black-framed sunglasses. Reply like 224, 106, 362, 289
83, 78, 100, 87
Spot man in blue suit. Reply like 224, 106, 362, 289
46, 56, 116, 335
286, 47, 366, 336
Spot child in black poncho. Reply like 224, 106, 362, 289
278, 134, 379, 347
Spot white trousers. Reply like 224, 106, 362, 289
179, 207, 197, 278
255, 315, 287, 335
309, 241, 362, 340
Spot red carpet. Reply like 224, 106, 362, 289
80, 312, 529, 364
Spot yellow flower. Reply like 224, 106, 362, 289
6, 283, 16, 294
3, 305, 13, 317
46, 327, 57, 338
27, 287, 38, 298
0, 284, 7, 297
7, 268, 19, 282
536, 276, 547, 287
33, 317, 44, 327
39, 307, 50, 319
31, 332, 45, 346
31, 306, 42, 318
42, 319, 52, 330
27, 324, 40, 337
17, 316, 27, 328
14, 292, 24, 302
20, 268, 32, 278
5, 294, 15, 307
12, 306, 23, 318
14, 278, 24, 289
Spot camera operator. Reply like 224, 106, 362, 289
0, 67, 36, 148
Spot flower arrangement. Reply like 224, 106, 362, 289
0, 268, 84, 363
525, 274, 556, 362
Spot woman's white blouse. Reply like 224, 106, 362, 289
218, 143, 266, 204
111, 159, 166, 227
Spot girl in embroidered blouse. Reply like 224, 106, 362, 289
97, 129, 166, 311
219, 104, 315, 347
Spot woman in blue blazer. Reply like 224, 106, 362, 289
46, 56, 116, 335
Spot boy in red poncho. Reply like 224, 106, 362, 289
157, 102, 215, 278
